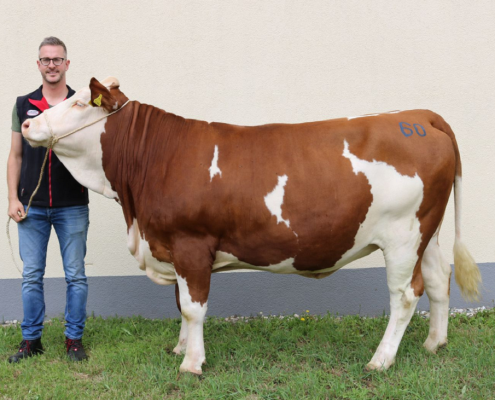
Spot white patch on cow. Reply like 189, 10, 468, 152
209, 145, 222, 181
113, 101, 119, 110
127, 219, 177, 285
175, 274, 208, 374
347, 110, 402, 120
213, 251, 298, 274
264, 175, 290, 228
341, 140, 424, 261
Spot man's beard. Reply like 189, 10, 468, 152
42, 69, 65, 84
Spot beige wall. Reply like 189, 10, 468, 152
1, 1, 494, 280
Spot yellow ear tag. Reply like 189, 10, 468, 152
93, 94, 103, 107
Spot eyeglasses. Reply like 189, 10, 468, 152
39, 57, 65, 66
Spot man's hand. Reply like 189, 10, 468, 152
7, 130, 24, 222
8, 199, 25, 223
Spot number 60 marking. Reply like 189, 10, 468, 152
399, 122, 426, 137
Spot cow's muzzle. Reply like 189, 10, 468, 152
21, 119, 47, 148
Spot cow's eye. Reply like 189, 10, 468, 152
75, 102, 86, 108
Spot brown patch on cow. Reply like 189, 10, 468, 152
215, 121, 372, 271
175, 283, 181, 312
214, 119, 374, 270
410, 258, 425, 297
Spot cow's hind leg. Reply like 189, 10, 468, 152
172, 237, 215, 375
367, 248, 422, 370
422, 233, 451, 353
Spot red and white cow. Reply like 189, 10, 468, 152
22, 77, 481, 374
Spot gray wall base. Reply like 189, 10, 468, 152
1, 264, 493, 321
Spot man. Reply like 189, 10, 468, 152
7, 37, 90, 363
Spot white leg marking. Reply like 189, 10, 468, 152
209, 145, 222, 181
422, 233, 451, 353
176, 275, 208, 374
264, 175, 290, 228
367, 249, 421, 370
173, 315, 189, 355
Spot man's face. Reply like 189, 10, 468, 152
37, 45, 70, 85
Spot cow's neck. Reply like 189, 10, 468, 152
99, 101, 187, 226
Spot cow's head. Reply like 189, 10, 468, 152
22, 77, 129, 199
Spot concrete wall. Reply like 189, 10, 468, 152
1, 1, 494, 319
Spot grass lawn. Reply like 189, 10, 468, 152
1, 309, 494, 399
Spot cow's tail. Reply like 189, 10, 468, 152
431, 113, 481, 301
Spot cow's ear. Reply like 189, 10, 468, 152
89, 77, 117, 112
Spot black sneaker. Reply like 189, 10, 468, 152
65, 337, 88, 362
8, 338, 44, 363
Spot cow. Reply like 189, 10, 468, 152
22, 76, 481, 375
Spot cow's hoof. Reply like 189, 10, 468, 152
365, 358, 394, 371
179, 365, 203, 375
173, 345, 186, 355
179, 357, 205, 375
365, 363, 385, 372
423, 338, 448, 354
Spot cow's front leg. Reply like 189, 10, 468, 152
173, 284, 188, 355
172, 236, 215, 375
176, 274, 208, 374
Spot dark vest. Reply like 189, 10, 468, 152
16, 85, 89, 207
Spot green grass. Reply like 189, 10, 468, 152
1, 310, 494, 399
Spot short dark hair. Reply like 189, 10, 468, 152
39, 36, 67, 57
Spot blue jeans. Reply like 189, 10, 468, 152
18, 205, 89, 340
